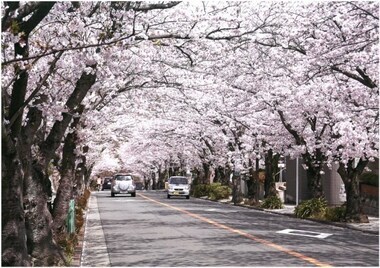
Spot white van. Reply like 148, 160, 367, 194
167, 176, 190, 199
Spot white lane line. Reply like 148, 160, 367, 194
277, 229, 333, 239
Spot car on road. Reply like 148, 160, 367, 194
167, 176, 190, 199
111, 174, 136, 197
135, 181, 144, 190
102, 177, 112, 190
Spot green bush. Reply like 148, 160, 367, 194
294, 198, 327, 219
359, 173, 379, 187
324, 206, 346, 222
261, 196, 284, 209
192, 184, 211, 198
209, 183, 232, 201
192, 183, 232, 200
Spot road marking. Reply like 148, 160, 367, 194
110, 199, 149, 202
277, 229, 333, 239
139, 193, 331, 267
188, 208, 238, 213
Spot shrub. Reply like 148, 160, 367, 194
192, 183, 232, 200
192, 184, 211, 198
324, 206, 346, 222
75, 188, 91, 233
294, 198, 327, 219
55, 232, 77, 265
261, 196, 284, 209
209, 183, 232, 201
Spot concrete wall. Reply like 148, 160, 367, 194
284, 157, 311, 204
243, 157, 378, 206
284, 158, 346, 205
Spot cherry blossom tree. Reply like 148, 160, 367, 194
206, 1, 378, 220
2, 2, 378, 265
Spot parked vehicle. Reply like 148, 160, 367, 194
167, 176, 190, 199
102, 177, 112, 190
111, 174, 136, 197
135, 181, 144, 190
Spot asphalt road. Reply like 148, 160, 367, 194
82, 190, 379, 267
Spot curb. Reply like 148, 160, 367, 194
70, 193, 92, 267
71, 226, 85, 267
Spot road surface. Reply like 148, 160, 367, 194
82, 190, 379, 267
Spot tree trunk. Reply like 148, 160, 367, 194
2, 124, 31, 266
84, 163, 94, 188
52, 135, 76, 235
191, 168, 201, 186
2, 4, 64, 265
74, 156, 87, 198
23, 162, 65, 266
337, 159, 369, 223
278, 110, 325, 198
303, 150, 325, 198
152, 168, 158, 190
41, 65, 97, 165
52, 105, 83, 235
264, 149, 278, 198
17, 97, 64, 266
23, 68, 96, 265
232, 173, 238, 205
202, 162, 211, 184
247, 159, 258, 200
305, 166, 324, 198
214, 166, 229, 185
2, 36, 31, 266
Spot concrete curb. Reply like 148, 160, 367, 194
70, 225, 85, 266
70, 196, 90, 267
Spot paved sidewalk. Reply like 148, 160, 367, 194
81, 194, 111, 267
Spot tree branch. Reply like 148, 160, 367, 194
41, 63, 97, 163
277, 110, 305, 145
2, 33, 190, 66
9, 51, 64, 128
174, 45, 193, 66
132, 2, 181, 11
331, 65, 377, 88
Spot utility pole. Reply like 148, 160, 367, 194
255, 157, 260, 203
296, 157, 299, 206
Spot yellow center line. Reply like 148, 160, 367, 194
139, 193, 331, 267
